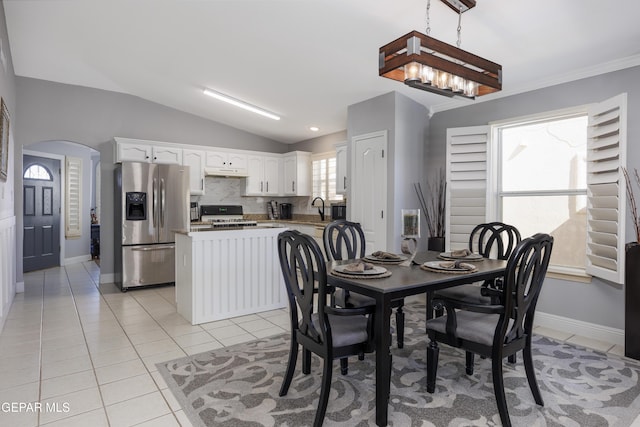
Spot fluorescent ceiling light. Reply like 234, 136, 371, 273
203, 88, 280, 120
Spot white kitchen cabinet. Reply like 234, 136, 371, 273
282, 151, 311, 196
151, 146, 182, 164
115, 141, 182, 164
183, 149, 205, 195
335, 142, 347, 195
205, 151, 247, 173
116, 142, 152, 163
244, 155, 281, 196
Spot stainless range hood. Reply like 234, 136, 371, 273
204, 167, 249, 177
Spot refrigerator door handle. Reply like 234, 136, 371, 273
152, 178, 158, 228
160, 178, 166, 228
131, 245, 175, 251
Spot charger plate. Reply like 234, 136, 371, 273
421, 261, 478, 274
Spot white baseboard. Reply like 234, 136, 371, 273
16, 281, 24, 293
534, 311, 624, 347
63, 254, 92, 266
100, 273, 115, 285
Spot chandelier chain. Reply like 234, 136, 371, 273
425, 0, 431, 35
457, 9, 462, 47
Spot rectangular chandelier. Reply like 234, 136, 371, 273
378, 30, 502, 99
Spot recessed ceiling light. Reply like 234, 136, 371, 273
203, 88, 280, 121
310, 126, 320, 132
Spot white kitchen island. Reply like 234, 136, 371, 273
175, 226, 287, 325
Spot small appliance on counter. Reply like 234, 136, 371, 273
190, 202, 200, 222
200, 205, 258, 227
331, 204, 347, 220
279, 203, 293, 220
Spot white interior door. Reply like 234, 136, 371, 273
351, 131, 387, 252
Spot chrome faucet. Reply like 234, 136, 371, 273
311, 197, 325, 221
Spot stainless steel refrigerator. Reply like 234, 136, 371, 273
114, 162, 189, 291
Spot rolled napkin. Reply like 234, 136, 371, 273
451, 248, 472, 257
344, 261, 376, 272
439, 260, 474, 270
371, 251, 401, 260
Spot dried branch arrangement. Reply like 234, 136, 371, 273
623, 167, 640, 243
414, 170, 446, 238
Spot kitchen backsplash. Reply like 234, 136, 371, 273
192, 176, 320, 215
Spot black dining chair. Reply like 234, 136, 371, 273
278, 230, 377, 427
433, 222, 521, 308
432, 222, 521, 368
323, 219, 405, 349
425, 233, 553, 427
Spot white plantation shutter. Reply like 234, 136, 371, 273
65, 156, 82, 238
312, 153, 343, 201
585, 93, 627, 284
446, 126, 490, 251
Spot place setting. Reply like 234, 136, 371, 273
438, 248, 485, 261
421, 259, 479, 274
363, 250, 408, 265
330, 260, 392, 279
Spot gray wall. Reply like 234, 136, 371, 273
428, 66, 640, 330
25, 141, 98, 260
347, 91, 427, 253
14, 77, 291, 282
291, 130, 347, 153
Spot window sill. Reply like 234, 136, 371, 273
546, 266, 592, 283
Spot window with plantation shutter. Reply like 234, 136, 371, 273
312, 152, 344, 202
444, 93, 627, 283
445, 126, 490, 251
65, 157, 82, 239
585, 93, 627, 284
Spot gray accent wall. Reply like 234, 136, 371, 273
291, 130, 347, 153
428, 66, 640, 330
14, 77, 291, 283
347, 91, 428, 253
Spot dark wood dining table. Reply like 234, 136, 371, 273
327, 251, 508, 426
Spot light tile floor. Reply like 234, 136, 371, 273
0, 261, 634, 426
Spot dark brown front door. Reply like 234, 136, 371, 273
23, 154, 61, 272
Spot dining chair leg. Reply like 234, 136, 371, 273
279, 338, 298, 396
340, 358, 348, 375
358, 352, 364, 361
426, 341, 439, 393
395, 305, 405, 349
302, 349, 312, 375
314, 358, 333, 427
508, 354, 517, 364
465, 351, 475, 375
523, 344, 544, 406
492, 356, 511, 427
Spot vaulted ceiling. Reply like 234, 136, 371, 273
5, 0, 640, 143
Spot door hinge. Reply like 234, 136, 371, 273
382, 149, 385, 158
381, 210, 384, 219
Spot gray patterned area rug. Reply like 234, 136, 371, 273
157, 303, 640, 426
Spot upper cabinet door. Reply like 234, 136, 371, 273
244, 155, 265, 195
335, 142, 347, 195
205, 151, 227, 168
227, 153, 248, 170
282, 152, 310, 196
116, 143, 152, 163
183, 149, 205, 195
263, 156, 281, 195
152, 146, 182, 164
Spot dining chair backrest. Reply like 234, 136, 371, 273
501, 233, 553, 345
278, 229, 329, 345
470, 222, 521, 260
323, 220, 366, 262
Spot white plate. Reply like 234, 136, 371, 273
438, 252, 484, 261
333, 264, 388, 276
423, 261, 476, 272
